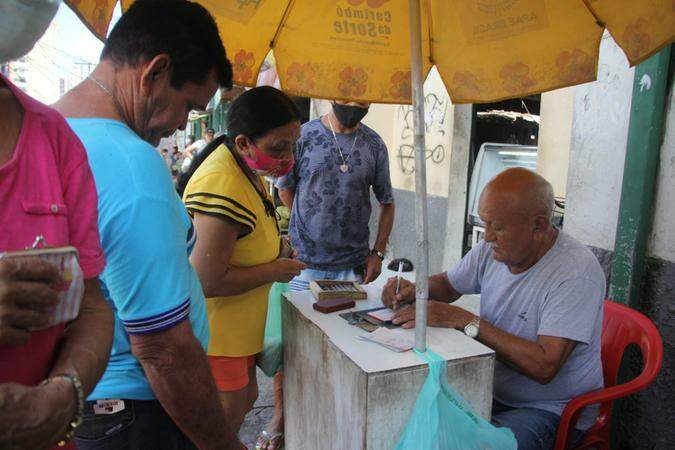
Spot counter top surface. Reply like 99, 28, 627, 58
284, 269, 493, 374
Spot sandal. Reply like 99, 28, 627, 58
255, 430, 284, 450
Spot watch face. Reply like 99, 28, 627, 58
465, 324, 479, 338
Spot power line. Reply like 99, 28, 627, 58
34, 44, 86, 81
38, 40, 97, 65
17, 58, 58, 100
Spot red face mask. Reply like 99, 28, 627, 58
242, 143, 294, 177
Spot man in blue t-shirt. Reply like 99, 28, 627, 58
383, 168, 605, 450
54, 2, 243, 449
276, 101, 395, 290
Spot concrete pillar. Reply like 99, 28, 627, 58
537, 87, 575, 197
442, 104, 472, 268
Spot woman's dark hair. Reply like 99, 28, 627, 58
176, 86, 301, 196
102, 0, 232, 89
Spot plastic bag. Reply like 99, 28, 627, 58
395, 349, 517, 450
256, 282, 289, 377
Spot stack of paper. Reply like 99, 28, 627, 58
358, 327, 414, 352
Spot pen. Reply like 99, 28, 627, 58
393, 261, 403, 311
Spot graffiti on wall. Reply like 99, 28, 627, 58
397, 92, 449, 174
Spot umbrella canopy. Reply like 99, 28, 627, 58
68, 0, 674, 104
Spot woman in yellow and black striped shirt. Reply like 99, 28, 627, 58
179, 87, 305, 435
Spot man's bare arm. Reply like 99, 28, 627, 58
131, 320, 244, 449
278, 188, 294, 210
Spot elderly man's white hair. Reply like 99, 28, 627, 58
534, 174, 555, 220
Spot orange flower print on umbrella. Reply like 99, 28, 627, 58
389, 71, 411, 100
622, 18, 652, 62
338, 66, 368, 98
500, 62, 536, 94
347, 0, 390, 7
452, 71, 483, 99
556, 49, 595, 84
233, 50, 256, 84
285, 63, 318, 92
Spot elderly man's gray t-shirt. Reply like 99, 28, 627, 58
447, 230, 605, 430
276, 118, 393, 270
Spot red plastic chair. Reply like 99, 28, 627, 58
553, 300, 663, 450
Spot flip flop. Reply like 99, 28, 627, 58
255, 429, 284, 450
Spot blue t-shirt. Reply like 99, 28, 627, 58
276, 119, 393, 270
67, 118, 209, 400
447, 230, 605, 430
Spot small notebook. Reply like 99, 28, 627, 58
366, 308, 395, 323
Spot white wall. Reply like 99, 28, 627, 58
564, 33, 635, 250
537, 86, 575, 198
649, 85, 675, 261
564, 31, 675, 264
389, 68, 455, 197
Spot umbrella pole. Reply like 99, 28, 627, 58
408, 0, 429, 352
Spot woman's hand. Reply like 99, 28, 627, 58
269, 258, 306, 283
279, 236, 296, 259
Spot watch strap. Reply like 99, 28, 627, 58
370, 249, 385, 261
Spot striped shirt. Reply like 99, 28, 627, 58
183, 146, 280, 357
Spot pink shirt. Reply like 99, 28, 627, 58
0, 73, 105, 395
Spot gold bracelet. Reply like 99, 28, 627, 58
51, 374, 85, 447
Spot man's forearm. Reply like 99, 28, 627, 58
428, 273, 461, 302
140, 328, 241, 449
48, 279, 113, 395
278, 188, 294, 210
373, 203, 394, 252
477, 320, 570, 384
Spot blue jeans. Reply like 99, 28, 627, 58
75, 399, 195, 450
491, 401, 585, 450
288, 267, 363, 291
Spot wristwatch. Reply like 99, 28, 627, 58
463, 316, 481, 339
370, 249, 385, 261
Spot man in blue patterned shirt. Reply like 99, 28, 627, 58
276, 101, 395, 290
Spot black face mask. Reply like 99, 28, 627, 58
332, 103, 369, 129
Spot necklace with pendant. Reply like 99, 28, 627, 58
327, 116, 358, 173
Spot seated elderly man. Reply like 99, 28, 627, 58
383, 168, 605, 450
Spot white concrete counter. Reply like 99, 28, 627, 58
282, 277, 494, 449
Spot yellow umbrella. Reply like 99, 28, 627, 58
66, 0, 674, 350
68, 0, 673, 104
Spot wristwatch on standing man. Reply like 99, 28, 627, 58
370, 249, 385, 261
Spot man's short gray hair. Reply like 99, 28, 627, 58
534, 177, 555, 220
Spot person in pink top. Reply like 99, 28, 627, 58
0, 54, 113, 450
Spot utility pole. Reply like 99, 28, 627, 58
75, 61, 96, 78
